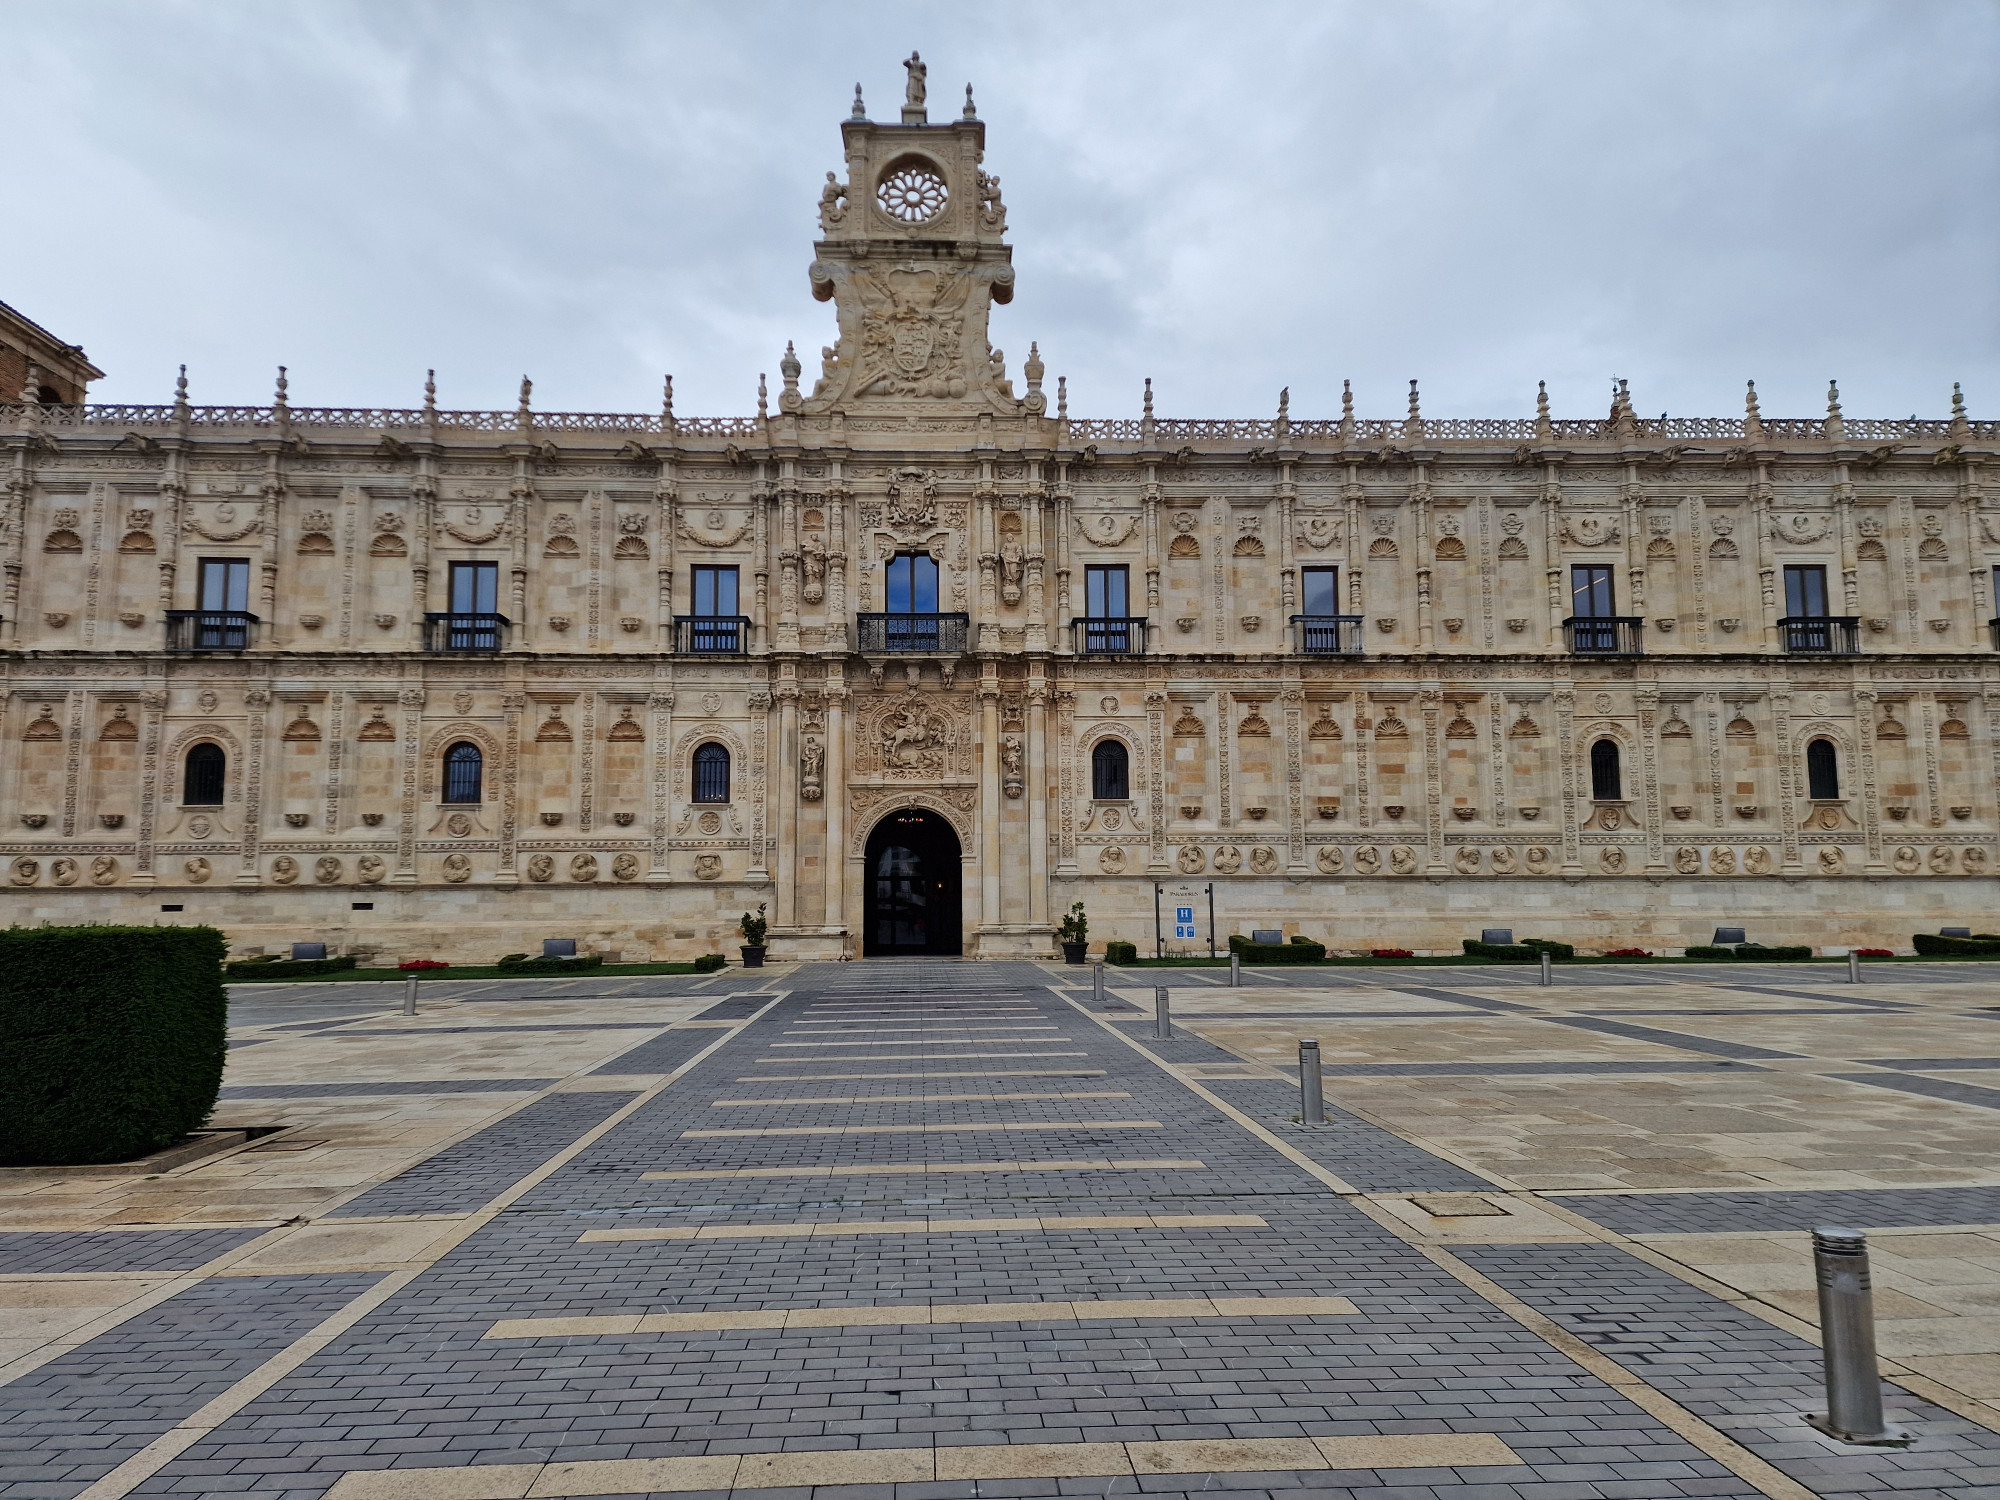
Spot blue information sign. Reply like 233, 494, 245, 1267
1174, 905, 1197, 940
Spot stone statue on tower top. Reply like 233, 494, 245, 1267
903, 51, 926, 109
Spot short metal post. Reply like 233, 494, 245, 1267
402, 973, 418, 1016
1093, 961, 1104, 1005
1299, 1039, 1325, 1125
1806, 1227, 1910, 1445
1153, 985, 1171, 1039
1229, 953, 1241, 988
1848, 951, 1861, 984
1539, 950, 1552, 986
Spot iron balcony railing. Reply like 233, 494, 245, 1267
422, 612, 509, 653
856, 612, 970, 653
1289, 614, 1366, 656
1778, 615, 1861, 655
165, 610, 259, 652
1070, 616, 1148, 656
1563, 616, 1645, 656
672, 615, 753, 654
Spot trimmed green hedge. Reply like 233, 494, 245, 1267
0, 925, 228, 1166
1461, 938, 1576, 962
1104, 941, 1139, 964
1912, 933, 2000, 957
1685, 942, 1814, 961
692, 953, 727, 972
224, 955, 357, 979
1227, 934, 1328, 964
496, 952, 607, 975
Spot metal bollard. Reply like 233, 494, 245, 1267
1229, 953, 1241, 988
1154, 985, 1171, 1039
1539, 950, 1553, 986
1848, 951, 1861, 984
1093, 961, 1104, 1005
1806, 1227, 1910, 1445
1299, 1039, 1325, 1125
403, 973, 418, 1017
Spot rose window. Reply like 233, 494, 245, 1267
876, 164, 948, 223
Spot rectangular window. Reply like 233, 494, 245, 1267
1570, 565, 1615, 618
449, 561, 499, 615
691, 565, 739, 617
1784, 564, 1829, 618
1301, 566, 1339, 617
1085, 565, 1128, 619
197, 558, 250, 613
885, 553, 938, 614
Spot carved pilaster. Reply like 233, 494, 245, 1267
1055, 686, 1076, 872
1854, 685, 1885, 871
1772, 681, 1801, 869
1553, 686, 1582, 874
1145, 687, 1168, 872
1281, 685, 1306, 873
1636, 683, 1664, 871
394, 687, 424, 882
647, 687, 674, 882
322, 690, 347, 837
747, 687, 771, 882
1420, 686, 1445, 874
133, 688, 166, 886
1026, 682, 1048, 926
238, 686, 269, 883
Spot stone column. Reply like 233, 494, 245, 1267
823, 678, 847, 930
774, 683, 798, 927
1027, 682, 1048, 928
980, 677, 1001, 935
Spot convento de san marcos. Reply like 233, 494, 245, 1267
0, 56, 1995, 965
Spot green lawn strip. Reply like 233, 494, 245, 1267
225, 961, 713, 985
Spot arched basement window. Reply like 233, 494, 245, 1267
183, 742, 226, 806
1092, 739, 1129, 801
1806, 738, 1840, 800
693, 742, 731, 803
1589, 738, 1622, 801
442, 741, 484, 804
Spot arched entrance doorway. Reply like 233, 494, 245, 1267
862, 808, 963, 957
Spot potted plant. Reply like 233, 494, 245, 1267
1055, 901, 1089, 965
739, 903, 768, 968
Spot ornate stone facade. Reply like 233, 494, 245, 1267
1, 61, 1995, 959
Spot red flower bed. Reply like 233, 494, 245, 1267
1370, 948, 1415, 959
398, 959, 450, 971
1854, 948, 1893, 958
1605, 947, 1652, 958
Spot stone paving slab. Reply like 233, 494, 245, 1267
324, 1091, 638, 1219
1560, 1186, 2000, 1236
1456, 1242, 2000, 1499
0, 1274, 377, 1498
0, 1229, 265, 1276
219, 1080, 562, 1099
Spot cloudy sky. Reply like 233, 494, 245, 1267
9, 2, 1996, 424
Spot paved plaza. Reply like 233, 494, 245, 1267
7, 961, 2000, 1498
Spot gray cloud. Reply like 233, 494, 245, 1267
8, 1, 1995, 423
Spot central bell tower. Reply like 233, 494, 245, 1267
797, 54, 1042, 418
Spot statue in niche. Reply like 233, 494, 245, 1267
802, 534, 827, 603
800, 736, 825, 802
999, 534, 1024, 603
1001, 737, 1024, 798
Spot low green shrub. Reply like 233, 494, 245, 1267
495, 952, 607, 975
1103, 940, 1138, 964
0, 925, 228, 1166
1462, 938, 1575, 961
1684, 943, 1814, 961
692, 953, 727, 972
1912, 933, 2000, 957
1462, 939, 1535, 962
1227, 934, 1327, 964
224, 954, 357, 979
